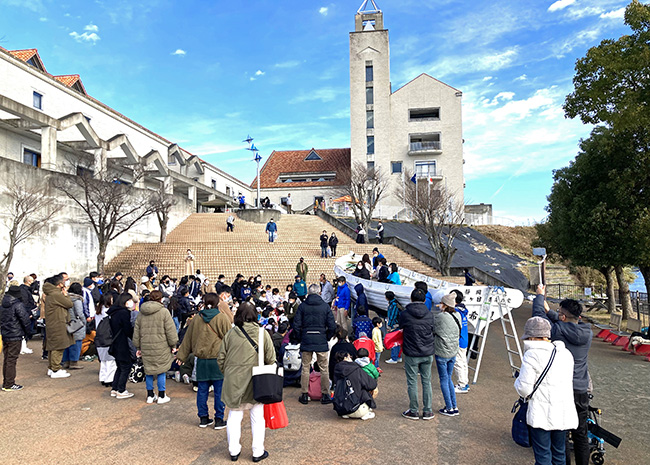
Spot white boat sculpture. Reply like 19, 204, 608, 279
334, 252, 525, 332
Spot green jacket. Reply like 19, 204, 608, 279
133, 301, 178, 375
177, 308, 231, 362
283, 300, 299, 321
217, 322, 276, 409
43, 282, 74, 351
296, 262, 308, 281
434, 311, 461, 359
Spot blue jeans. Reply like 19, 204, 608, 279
390, 345, 401, 361
404, 355, 433, 413
197, 379, 225, 420
435, 355, 457, 410
172, 317, 180, 331
268, 231, 274, 242
146, 373, 166, 392
374, 352, 381, 367
62, 340, 82, 363
321, 245, 328, 258
530, 427, 566, 465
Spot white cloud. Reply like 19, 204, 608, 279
274, 60, 300, 69
548, 0, 576, 12
2, 0, 45, 13
483, 76, 493, 81
319, 7, 328, 16
514, 74, 527, 81
255, 70, 265, 76
477, 48, 518, 71
482, 91, 515, 106
84, 23, 98, 32
556, 25, 604, 55
491, 88, 556, 121
64, 13, 71, 17
69, 31, 101, 43
566, 6, 604, 19
319, 108, 350, 120
172, 49, 186, 56
39, 17, 47, 21
600, 7, 625, 19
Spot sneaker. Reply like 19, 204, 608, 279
157, 395, 171, 404
402, 409, 419, 420
320, 395, 333, 405
360, 411, 375, 420
438, 408, 459, 417
209, 385, 214, 392
41, 355, 48, 361
377, 368, 383, 374
47, 369, 53, 377
454, 384, 470, 394
146, 395, 158, 404
299, 393, 309, 405
396, 358, 403, 362
214, 418, 227, 430
110, 390, 118, 397
20, 348, 33, 355
50, 370, 71, 379
450, 408, 459, 416
116, 390, 134, 399
174, 371, 181, 383
2, 384, 24, 391
182, 374, 190, 384
192, 385, 198, 392
199, 416, 214, 428
341, 415, 350, 419
422, 410, 435, 420
385, 359, 398, 364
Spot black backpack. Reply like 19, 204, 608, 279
94, 316, 113, 348
333, 377, 361, 416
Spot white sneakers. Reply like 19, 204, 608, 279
110, 390, 118, 397
385, 358, 403, 364
116, 390, 134, 399
49, 369, 71, 378
360, 411, 376, 420
157, 395, 171, 404
20, 339, 33, 354
146, 395, 159, 404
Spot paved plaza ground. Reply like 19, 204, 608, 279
0, 303, 648, 464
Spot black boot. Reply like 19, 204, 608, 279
298, 393, 309, 405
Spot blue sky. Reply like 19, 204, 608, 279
0, 0, 633, 224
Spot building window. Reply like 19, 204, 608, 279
23, 148, 41, 167
366, 87, 373, 105
367, 135, 374, 154
365, 64, 373, 82
226, 186, 232, 196
33, 91, 43, 110
366, 110, 374, 129
409, 108, 440, 121
415, 161, 437, 178
211, 179, 217, 190
391, 161, 402, 174
410, 133, 441, 152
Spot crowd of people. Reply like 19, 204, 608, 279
1, 259, 594, 464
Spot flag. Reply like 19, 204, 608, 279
410, 174, 416, 184
428, 177, 433, 185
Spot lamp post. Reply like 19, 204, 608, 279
244, 135, 262, 208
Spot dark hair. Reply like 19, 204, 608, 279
219, 285, 232, 295
385, 291, 395, 300
203, 293, 220, 309
98, 293, 113, 313
234, 302, 259, 328
278, 322, 288, 333
124, 277, 137, 293
150, 260, 155, 265
414, 281, 428, 292
335, 325, 348, 341
110, 280, 121, 292
116, 293, 133, 308
179, 286, 189, 296
338, 276, 346, 283
372, 317, 382, 327
68, 282, 82, 295
357, 347, 369, 358
411, 288, 426, 302
46, 274, 64, 287
560, 299, 582, 318
262, 308, 271, 318
196, 269, 201, 274
389, 263, 399, 274
89, 271, 99, 278
179, 276, 189, 287
335, 351, 349, 363
288, 291, 297, 300
286, 284, 293, 291
379, 257, 387, 265
357, 306, 368, 316
451, 289, 463, 304
149, 290, 163, 302
362, 253, 371, 265
218, 274, 225, 279
272, 288, 279, 294
160, 274, 170, 282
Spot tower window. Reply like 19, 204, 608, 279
366, 110, 374, 129
409, 108, 440, 121
391, 161, 402, 174
366, 87, 373, 105
365, 64, 373, 82
367, 136, 375, 154
33, 91, 43, 110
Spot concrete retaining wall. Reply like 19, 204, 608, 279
237, 208, 282, 224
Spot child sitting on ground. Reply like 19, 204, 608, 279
355, 348, 380, 380
371, 317, 384, 372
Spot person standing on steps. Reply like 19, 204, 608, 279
226, 214, 235, 232
328, 232, 338, 258
286, 193, 292, 214
185, 249, 195, 276
376, 221, 384, 244
296, 257, 308, 282
265, 218, 277, 243
294, 284, 337, 406
319, 230, 329, 258
239, 194, 246, 210
319, 274, 335, 307
355, 224, 366, 244
464, 268, 475, 286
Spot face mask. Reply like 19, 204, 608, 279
65, 279, 71, 287
220, 279, 225, 283
357, 265, 363, 269
126, 301, 135, 309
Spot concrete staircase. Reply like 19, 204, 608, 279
105, 213, 461, 289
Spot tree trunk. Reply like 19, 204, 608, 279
159, 216, 168, 243
600, 266, 616, 314
614, 265, 632, 320
639, 264, 650, 297
0, 244, 16, 299
97, 242, 108, 275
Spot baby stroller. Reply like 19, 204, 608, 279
569, 398, 621, 465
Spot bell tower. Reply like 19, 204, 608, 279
349, 1, 390, 176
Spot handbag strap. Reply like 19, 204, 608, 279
525, 345, 557, 402
257, 326, 265, 367
240, 327, 258, 353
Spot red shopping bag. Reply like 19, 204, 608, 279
384, 329, 403, 349
264, 401, 289, 429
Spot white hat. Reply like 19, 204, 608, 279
140, 276, 149, 283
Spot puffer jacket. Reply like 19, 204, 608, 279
1, 287, 32, 341
434, 311, 461, 359
133, 301, 178, 375
333, 360, 377, 410
514, 340, 578, 431
68, 294, 86, 341
177, 307, 231, 362
399, 302, 435, 357
354, 283, 368, 316
293, 293, 337, 352
43, 282, 74, 351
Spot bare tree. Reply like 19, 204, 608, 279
336, 161, 389, 236
397, 170, 465, 276
149, 183, 177, 243
52, 165, 157, 274
0, 177, 62, 294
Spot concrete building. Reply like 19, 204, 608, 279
256, 1, 465, 217
0, 46, 252, 278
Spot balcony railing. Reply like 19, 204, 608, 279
415, 169, 443, 180
409, 141, 442, 154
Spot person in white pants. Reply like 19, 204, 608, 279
450, 290, 470, 393
94, 295, 116, 387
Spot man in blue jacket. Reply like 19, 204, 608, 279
292, 276, 307, 301
294, 284, 337, 405
265, 218, 277, 243
334, 277, 351, 328
533, 284, 592, 465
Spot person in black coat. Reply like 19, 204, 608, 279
328, 233, 339, 257
108, 294, 135, 398
332, 352, 377, 419
1, 286, 32, 390
293, 285, 337, 405
319, 230, 329, 258
177, 287, 194, 326
352, 262, 370, 280
328, 327, 357, 377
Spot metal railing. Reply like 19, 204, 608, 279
409, 141, 442, 152
539, 284, 649, 317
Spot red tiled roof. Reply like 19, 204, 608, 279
54, 74, 87, 94
252, 148, 351, 189
8, 48, 46, 72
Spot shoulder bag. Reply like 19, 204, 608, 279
241, 326, 284, 404
511, 345, 557, 448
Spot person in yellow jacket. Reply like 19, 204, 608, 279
371, 317, 384, 371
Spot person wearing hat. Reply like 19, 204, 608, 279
296, 257, 308, 282
265, 218, 278, 243
82, 277, 96, 320
140, 276, 154, 295
532, 285, 592, 465
515, 316, 578, 465
433, 294, 462, 417
292, 275, 307, 301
